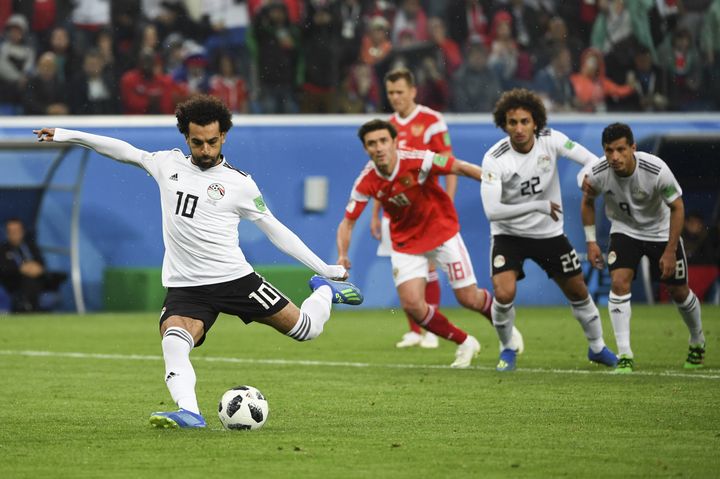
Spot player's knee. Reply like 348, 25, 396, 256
668, 284, 690, 303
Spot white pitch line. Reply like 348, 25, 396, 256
1, 349, 718, 380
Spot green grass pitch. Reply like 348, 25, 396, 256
1, 305, 718, 478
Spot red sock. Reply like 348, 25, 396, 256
406, 314, 422, 333
425, 272, 441, 309
480, 288, 493, 323
420, 306, 468, 345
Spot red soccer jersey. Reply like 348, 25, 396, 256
345, 149, 459, 254
390, 105, 452, 153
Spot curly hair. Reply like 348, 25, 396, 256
492, 88, 547, 134
175, 94, 233, 136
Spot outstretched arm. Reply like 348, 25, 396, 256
481, 176, 561, 221
34, 127, 150, 166
254, 216, 347, 280
337, 217, 357, 270
450, 159, 483, 181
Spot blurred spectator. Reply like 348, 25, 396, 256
337, 62, 380, 113
700, 0, 720, 109
428, 16, 462, 77
209, 52, 249, 113
120, 49, 179, 114
248, 0, 303, 24
247, 1, 300, 113
360, 16, 393, 66
504, 0, 542, 50
95, 28, 119, 82
391, 0, 429, 45
533, 16, 583, 72
590, 0, 656, 83
451, 39, 500, 112
487, 10, 532, 89
444, 0, 490, 49
414, 55, 450, 112
0, 218, 66, 313
299, 1, 341, 114
70, 0, 111, 54
202, 0, 251, 65
334, 0, 365, 79
617, 44, 668, 112
24, 51, 70, 115
48, 26, 76, 85
172, 41, 210, 95
70, 48, 120, 115
682, 212, 720, 301
13, 0, 68, 52
533, 45, 577, 112
162, 33, 186, 74
570, 47, 635, 112
0, 14, 34, 112
657, 27, 703, 111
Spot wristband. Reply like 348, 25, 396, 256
584, 225, 597, 243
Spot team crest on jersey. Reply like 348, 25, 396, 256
493, 255, 506, 268
207, 183, 225, 200
399, 174, 415, 187
607, 251, 617, 265
631, 187, 648, 201
537, 155, 552, 172
411, 124, 425, 137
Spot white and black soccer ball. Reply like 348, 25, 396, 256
218, 385, 269, 430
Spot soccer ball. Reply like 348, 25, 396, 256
218, 385, 269, 430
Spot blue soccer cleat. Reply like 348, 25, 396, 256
588, 346, 618, 368
149, 409, 207, 429
496, 348, 517, 372
308, 275, 363, 305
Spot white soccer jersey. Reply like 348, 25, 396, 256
585, 151, 682, 242
481, 128, 597, 238
53, 128, 272, 287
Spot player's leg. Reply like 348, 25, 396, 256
543, 236, 616, 367
420, 261, 441, 348
662, 240, 705, 368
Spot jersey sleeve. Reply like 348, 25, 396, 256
425, 118, 452, 153
344, 167, 372, 220
420, 150, 456, 179
657, 165, 683, 204
551, 129, 599, 167
237, 175, 275, 221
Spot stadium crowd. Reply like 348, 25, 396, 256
1, 0, 720, 116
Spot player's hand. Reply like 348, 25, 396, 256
370, 214, 382, 240
326, 265, 348, 281
337, 255, 351, 271
549, 202, 562, 221
659, 249, 676, 280
587, 242, 604, 270
33, 128, 56, 142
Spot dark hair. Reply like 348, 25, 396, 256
601, 122, 634, 146
357, 119, 397, 144
493, 88, 547, 133
175, 94, 233, 136
384, 67, 415, 87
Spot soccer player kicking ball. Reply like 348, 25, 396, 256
337, 119, 522, 369
34, 95, 362, 429
581, 122, 706, 373
481, 88, 617, 372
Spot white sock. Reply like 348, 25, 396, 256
675, 290, 705, 345
608, 292, 633, 357
492, 298, 516, 350
570, 296, 605, 353
162, 327, 199, 414
287, 286, 332, 341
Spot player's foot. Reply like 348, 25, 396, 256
612, 354, 634, 374
496, 348, 517, 372
396, 331, 423, 348
684, 343, 705, 369
420, 332, 439, 349
308, 275, 363, 305
450, 335, 480, 368
588, 346, 618, 368
149, 409, 206, 429
497, 326, 525, 355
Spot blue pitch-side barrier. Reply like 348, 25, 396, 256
1, 114, 718, 311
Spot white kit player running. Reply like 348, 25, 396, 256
581, 122, 705, 373
33, 95, 362, 429
481, 88, 617, 372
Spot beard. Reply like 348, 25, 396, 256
191, 153, 222, 170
